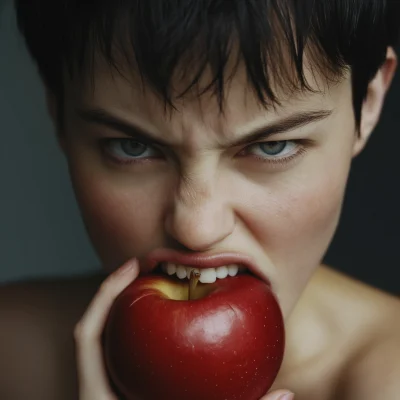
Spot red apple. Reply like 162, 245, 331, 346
104, 273, 285, 400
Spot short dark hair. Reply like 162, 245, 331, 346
15, 1, 400, 128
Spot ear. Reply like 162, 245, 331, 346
44, 86, 67, 154
353, 47, 398, 156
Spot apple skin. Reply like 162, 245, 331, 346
104, 274, 285, 400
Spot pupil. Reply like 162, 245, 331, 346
260, 141, 286, 155
122, 141, 147, 156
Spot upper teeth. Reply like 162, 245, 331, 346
161, 263, 242, 283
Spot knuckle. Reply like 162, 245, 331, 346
98, 276, 118, 298
73, 321, 85, 341
98, 279, 113, 294
97, 276, 125, 303
74, 320, 96, 342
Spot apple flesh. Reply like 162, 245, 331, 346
104, 273, 285, 400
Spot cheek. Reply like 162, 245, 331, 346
68, 165, 168, 271
242, 149, 352, 298
274, 173, 345, 257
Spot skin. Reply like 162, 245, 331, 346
61, 54, 358, 320
0, 48, 399, 400
64, 47, 399, 399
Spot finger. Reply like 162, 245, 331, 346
260, 390, 295, 400
74, 258, 139, 399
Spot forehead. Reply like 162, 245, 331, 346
64, 57, 351, 142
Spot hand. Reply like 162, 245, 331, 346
261, 390, 294, 400
73, 257, 294, 400
74, 258, 139, 400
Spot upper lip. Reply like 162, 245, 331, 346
140, 248, 269, 284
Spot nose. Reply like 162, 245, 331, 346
164, 173, 235, 252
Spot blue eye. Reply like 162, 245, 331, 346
259, 141, 288, 156
120, 140, 149, 157
102, 139, 160, 163
248, 141, 297, 159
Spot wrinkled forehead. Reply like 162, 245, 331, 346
64, 52, 349, 142
61, 0, 349, 123
58, 0, 362, 141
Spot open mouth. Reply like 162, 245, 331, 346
151, 262, 258, 301
144, 248, 268, 288
154, 262, 249, 283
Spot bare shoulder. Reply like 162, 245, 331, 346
0, 273, 104, 400
315, 267, 400, 400
338, 328, 400, 400
314, 266, 399, 330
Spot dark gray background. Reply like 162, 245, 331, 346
0, 0, 99, 282
1, 1, 399, 294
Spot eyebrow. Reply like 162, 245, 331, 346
77, 107, 333, 147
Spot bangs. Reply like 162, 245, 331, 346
59, 0, 347, 108
16, 0, 393, 114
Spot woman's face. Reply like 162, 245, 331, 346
58, 60, 361, 319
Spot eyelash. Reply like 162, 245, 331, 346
100, 138, 309, 166
238, 141, 308, 165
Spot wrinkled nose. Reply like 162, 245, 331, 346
164, 174, 235, 252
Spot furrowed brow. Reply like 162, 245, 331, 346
77, 107, 332, 148
228, 110, 333, 147
76, 108, 167, 146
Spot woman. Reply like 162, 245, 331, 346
1, 1, 400, 399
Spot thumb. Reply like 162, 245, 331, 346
260, 390, 295, 400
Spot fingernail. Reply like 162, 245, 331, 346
118, 259, 136, 275
279, 392, 294, 400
